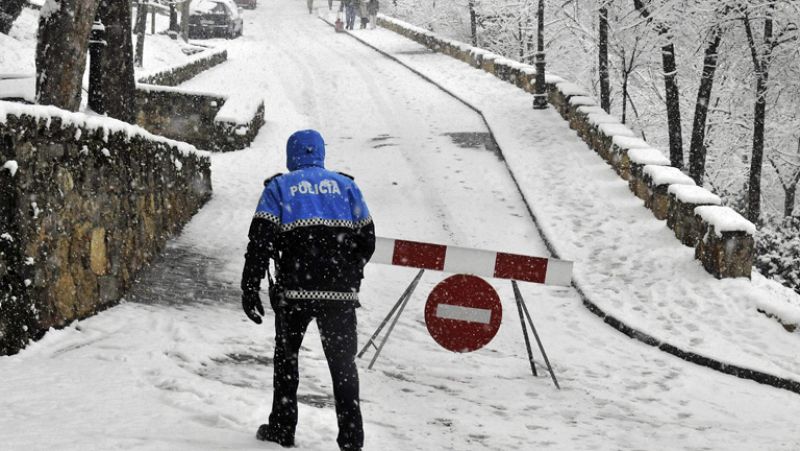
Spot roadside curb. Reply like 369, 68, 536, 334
319, 15, 800, 396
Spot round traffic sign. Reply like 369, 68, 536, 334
424, 274, 502, 353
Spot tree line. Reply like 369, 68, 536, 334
389, 0, 800, 223
386, 0, 800, 292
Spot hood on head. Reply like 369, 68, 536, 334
286, 129, 325, 170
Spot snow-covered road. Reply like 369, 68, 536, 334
1, 1, 800, 450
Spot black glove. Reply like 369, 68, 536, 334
242, 291, 265, 324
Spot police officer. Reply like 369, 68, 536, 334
241, 129, 375, 451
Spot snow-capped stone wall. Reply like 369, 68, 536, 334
375, 14, 756, 279
0, 101, 212, 355
695, 206, 756, 279
642, 165, 696, 220
135, 84, 227, 148
667, 185, 722, 247
137, 48, 228, 87
135, 84, 265, 152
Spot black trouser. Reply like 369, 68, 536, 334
268, 302, 363, 450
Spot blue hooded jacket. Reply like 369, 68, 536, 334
242, 130, 375, 304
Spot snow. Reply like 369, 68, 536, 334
136, 42, 225, 82
1, 2, 800, 450
695, 206, 757, 236
39, 0, 61, 21
567, 95, 596, 107
611, 135, 650, 150
668, 185, 722, 205
1, 9, 37, 76
628, 147, 671, 166
586, 112, 619, 126
577, 105, 606, 115
555, 81, 588, 97
2, 160, 19, 177
0, 77, 35, 103
597, 122, 636, 138
643, 165, 696, 187
191, 0, 233, 14
30, 201, 40, 219
216, 94, 262, 125
544, 73, 565, 84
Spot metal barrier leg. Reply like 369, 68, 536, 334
358, 286, 409, 359
366, 269, 425, 369
512, 280, 538, 377
358, 269, 425, 358
513, 280, 560, 389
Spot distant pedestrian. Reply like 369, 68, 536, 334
343, 0, 356, 30
307, 0, 313, 13
242, 129, 375, 451
358, 0, 368, 29
366, 0, 378, 29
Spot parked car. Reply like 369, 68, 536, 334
234, 0, 257, 9
188, 0, 243, 39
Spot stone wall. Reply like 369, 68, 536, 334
137, 48, 228, 87
135, 84, 266, 152
376, 15, 755, 279
135, 85, 225, 150
0, 101, 212, 355
133, 46, 265, 152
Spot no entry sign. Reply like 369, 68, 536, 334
424, 274, 502, 353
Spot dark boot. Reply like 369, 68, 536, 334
256, 424, 295, 448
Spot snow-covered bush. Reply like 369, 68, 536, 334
755, 217, 800, 295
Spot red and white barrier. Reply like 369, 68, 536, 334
372, 237, 573, 286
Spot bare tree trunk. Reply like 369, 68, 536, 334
134, 1, 147, 67
181, 0, 190, 41
36, 0, 101, 110
748, 71, 769, 222
786, 182, 798, 217
619, 37, 641, 125
0, 0, 26, 34
767, 139, 800, 217
526, 12, 534, 65
97, 0, 136, 122
621, 70, 629, 123
468, 0, 477, 46
789, 138, 800, 217
742, 8, 774, 224
662, 43, 683, 168
633, 0, 683, 168
688, 26, 723, 185
598, 2, 611, 113
532, 0, 547, 109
